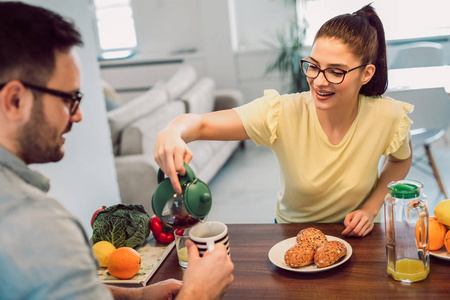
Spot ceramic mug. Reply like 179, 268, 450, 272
189, 221, 230, 256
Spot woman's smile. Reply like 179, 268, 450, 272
314, 87, 335, 98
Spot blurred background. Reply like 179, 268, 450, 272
14, 0, 450, 232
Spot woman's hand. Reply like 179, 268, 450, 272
342, 209, 375, 237
153, 113, 213, 194
154, 127, 194, 194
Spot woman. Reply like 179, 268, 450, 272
154, 4, 413, 237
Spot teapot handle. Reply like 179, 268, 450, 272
157, 162, 196, 184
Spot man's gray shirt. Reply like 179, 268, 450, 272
0, 146, 112, 299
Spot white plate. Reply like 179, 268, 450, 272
430, 247, 450, 261
268, 235, 352, 272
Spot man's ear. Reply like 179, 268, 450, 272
0, 81, 32, 121
361, 64, 376, 85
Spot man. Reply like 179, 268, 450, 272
0, 2, 234, 299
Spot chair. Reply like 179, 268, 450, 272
389, 42, 447, 69
384, 87, 449, 198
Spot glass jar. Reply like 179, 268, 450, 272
384, 180, 430, 283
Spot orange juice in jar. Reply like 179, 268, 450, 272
387, 258, 430, 282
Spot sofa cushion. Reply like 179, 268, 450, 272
115, 154, 160, 215
179, 77, 215, 114
108, 88, 169, 155
163, 64, 198, 100
120, 101, 187, 156
188, 140, 219, 172
214, 88, 245, 111
193, 140, 240, 184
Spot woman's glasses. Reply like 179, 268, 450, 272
0, 81, 83, 115
300, 58, 367, 84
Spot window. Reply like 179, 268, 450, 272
302, 0, 450, 45
93, 0, 137, 60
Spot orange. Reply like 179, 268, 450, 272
107, 247, 141, 279
429, 217, 448, 250
445, 230, 450, 253
416, 217, 447, 250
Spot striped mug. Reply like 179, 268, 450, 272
189, 221, 230, 256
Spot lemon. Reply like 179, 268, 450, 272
177, 247, 189, 262
434, 199, 450, 226
93, 241, 116, 267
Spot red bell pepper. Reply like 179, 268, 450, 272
149, 215, 175, 244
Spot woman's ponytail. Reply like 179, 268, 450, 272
357, 5, 387, 96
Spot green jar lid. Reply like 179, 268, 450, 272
388, 181, 421, 198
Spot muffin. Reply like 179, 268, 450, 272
284, 242, 315, 268
296, 227, 328, 250
314, 240, 347, 268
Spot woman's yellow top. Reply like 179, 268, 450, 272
234, 90, 413, 223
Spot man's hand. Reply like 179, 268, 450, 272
342, 210, 375, 237
176, 240, 234, 300
108, 279, 182, 300
142, 279, 183, 300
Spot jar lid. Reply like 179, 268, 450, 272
388, 181, 421, 198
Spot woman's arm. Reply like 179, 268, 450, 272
342, 140, 413, 237
154, 109, 249, 193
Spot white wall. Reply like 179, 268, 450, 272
131, 0, 202, 55
99, 0, 291, 102
24, 0, 121, 236
231, 0, 295, 52
198, 0, 237, 88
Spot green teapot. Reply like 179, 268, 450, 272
151, 163, 212, 229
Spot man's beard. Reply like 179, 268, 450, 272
17, 99, 71, 164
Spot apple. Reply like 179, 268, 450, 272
91, 206, 107, 228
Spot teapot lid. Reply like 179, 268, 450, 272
184, 179, 212, 219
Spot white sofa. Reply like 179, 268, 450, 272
107, 65, 244, 215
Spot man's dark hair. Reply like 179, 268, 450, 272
0, 1, 83, 85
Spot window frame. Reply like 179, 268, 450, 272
92, 0, 138, 60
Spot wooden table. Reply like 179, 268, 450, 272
148, 223, 450, 299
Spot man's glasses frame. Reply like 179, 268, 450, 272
300, 58, 368, 84
0, 81, 83, 115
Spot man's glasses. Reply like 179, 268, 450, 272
0, 81, 83, 115
300, 58, 367, 84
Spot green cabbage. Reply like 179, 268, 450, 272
90, 204, 150, 249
